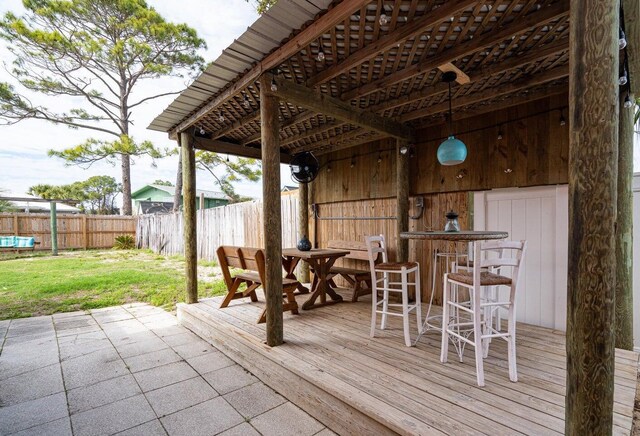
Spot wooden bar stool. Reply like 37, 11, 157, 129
365, 235, 422, 347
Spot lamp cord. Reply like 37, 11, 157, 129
448, 81, 453, 137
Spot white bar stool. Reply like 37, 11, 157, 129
365, 234, 422, 347
440, 240, 527, 386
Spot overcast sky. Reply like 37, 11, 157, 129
0, 0, 294, 202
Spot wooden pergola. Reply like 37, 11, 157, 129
149, 0, 638, 432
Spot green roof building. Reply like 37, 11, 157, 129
131, 184, 229, 215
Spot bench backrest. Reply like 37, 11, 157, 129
216, 246, 266, 289
327, 240, 378, 263
0, 236, 36, 248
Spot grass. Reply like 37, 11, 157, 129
0, 249, 228, 320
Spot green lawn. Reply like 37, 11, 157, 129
0, 250, 227, 320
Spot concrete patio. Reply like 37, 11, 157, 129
0, 303, 334, 436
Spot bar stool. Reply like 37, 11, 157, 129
365, 235, 422, 347
440, 240, 527, 386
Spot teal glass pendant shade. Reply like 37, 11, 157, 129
437, 135, 467, 166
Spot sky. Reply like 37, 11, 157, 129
0, 0, 294, 204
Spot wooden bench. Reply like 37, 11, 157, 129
326, 240, 378, 302
216, 246, 299, 324
0, 236, 40, 253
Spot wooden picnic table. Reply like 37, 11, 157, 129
282, 248, 350, 310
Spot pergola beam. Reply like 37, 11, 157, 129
292, 81, 568, 155
169, 0, 372, 137
192, 137, 292, 164
342, 0, 570, 101
307, 0, 479, 87
373, 38, 568, 114
400, 65, 568, 122
269, 75, 415, 141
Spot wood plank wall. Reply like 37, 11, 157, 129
309, 95, 568, 303
0, 213, 136, 251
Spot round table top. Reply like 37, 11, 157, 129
400, 230, 509, 241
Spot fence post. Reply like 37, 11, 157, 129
83, 215, 88, 250
13, 213, 18, 236
50, 201, 58, 256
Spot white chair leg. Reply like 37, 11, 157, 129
370, 275, 378, 338
401, 270, 411, 347
415, 267, 423, 335
473, 292, 485, 387
440, 275, 450, 363
380, 272, 389, 330
507, 299, 518, 382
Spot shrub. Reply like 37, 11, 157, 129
113, 234, 135, 250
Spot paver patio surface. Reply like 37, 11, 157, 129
0, 304, 333, 436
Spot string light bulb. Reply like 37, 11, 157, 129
243, 92, 250, 109
218, 112, 225, 123
316, 47, 325, 62
199, 127, 206, 135
624, 92, 634, 109
399, 145, 409, 155
270, 77, 278, 92
619, 69, 628, 86
379, 10, 389, 26
559, 114, 566, 126
350, 157, 356, 168
619, 28, 627, 50
377, 153, 382, 163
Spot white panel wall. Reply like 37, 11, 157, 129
474, 186, 569, 330
476, 179, 639, 349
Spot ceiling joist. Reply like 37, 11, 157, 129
268, 74, 415, 141
342, 0, 570, 101
169, 0, 373, 137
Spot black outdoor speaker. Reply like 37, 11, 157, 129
289, 152, 319, 183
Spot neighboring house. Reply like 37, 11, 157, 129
281, 185, 298, 192
8, 196, 81, 214
131, 184, 229, 215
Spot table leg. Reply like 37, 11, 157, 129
301, 257, 344, 310
282, 255, 309, 294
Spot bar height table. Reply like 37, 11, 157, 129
400, 231, 508, 342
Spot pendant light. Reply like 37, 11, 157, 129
437, 71, 467, 166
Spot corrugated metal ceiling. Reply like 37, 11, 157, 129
148, 0, 332, 133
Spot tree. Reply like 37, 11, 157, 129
153, 180, 173, 186
0, 0, 206, 215
196, 152, 261, 204
29, 176, 122, 214
0, 188, 13, 212
249, 0, 277, 14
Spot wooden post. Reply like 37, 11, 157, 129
181, 131, 198, 304
50, 201, 58, 256
82, 215, 88, 250
615, 91, 634, 350
396, 139, 409, 262
298, 182, 310, 283
199, 192, 205, 211
260, 74, 284, 346
566, 0, 619, 433
13, 214, 18, 236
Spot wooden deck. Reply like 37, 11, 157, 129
178, 289, 638, 435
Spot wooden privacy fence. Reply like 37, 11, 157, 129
137, 194, 300, 261
0, 213, 137, 251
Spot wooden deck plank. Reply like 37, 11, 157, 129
181, 291, 638, 435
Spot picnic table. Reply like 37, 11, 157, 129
282, 248, 350, 310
